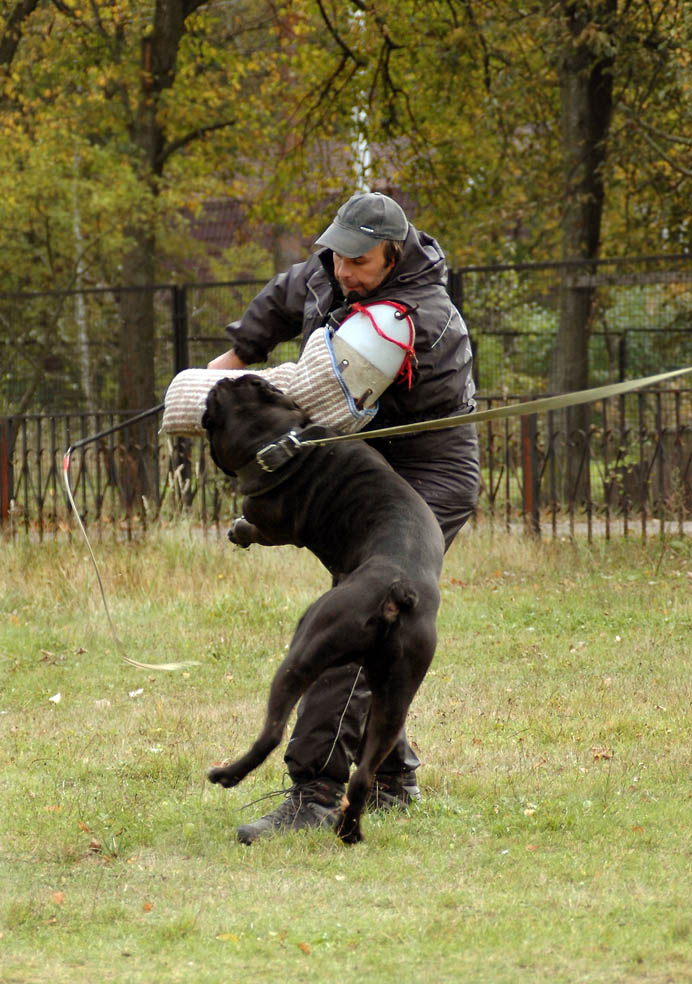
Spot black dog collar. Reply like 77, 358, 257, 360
235, 424, 327, 497
255, 430, 304, 473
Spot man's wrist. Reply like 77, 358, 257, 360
207, 349, 247, 371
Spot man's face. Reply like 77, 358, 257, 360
333, 242, 394, 297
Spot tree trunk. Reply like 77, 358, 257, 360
72, 153, 95, 412
118, 236, 157, 412
114, 0, 208, 509
548, 0, 616, 502
117, 0, 207, 413
0, 0, 41, 77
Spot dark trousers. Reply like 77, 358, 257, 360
284, 423, 480, 785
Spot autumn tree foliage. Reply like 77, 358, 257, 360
1, 0, 690, 412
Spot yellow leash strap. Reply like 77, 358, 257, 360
300, 365, 692, 446
62, 363, 692, 670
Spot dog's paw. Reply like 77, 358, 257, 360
227, 524, 249, 548
207, 766, 241, 788
335, 810, 364, 845
227, 518, 254, 548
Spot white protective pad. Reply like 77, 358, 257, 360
160, 328, 377, 437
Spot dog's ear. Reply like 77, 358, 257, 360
201, 394, 215, 433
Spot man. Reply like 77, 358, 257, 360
208, 191, 480, 843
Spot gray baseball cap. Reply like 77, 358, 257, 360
315, 192, 409, 258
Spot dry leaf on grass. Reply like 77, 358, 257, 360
591, 746, 614, 761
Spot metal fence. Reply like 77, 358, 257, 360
2, 254, 692, 414
2, 253, 691, 539
0, 280, 268, 415
449, 253, 692, 393
2, 385, 690, 541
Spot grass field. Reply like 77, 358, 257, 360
1, 525, 691, 983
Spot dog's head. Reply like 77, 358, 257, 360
202, 375, 309, 476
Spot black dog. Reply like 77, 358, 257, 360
203, 375, 444, 843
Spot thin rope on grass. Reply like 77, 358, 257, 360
63, 446, 199, 672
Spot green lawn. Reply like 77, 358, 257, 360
1, 527, 691, 983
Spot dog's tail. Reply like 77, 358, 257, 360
379, 579, 419, 624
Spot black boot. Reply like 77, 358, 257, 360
367, 770, 421, 811
236, 778, 344, 845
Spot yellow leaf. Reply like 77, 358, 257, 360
591, 746, 613, 761
298, 942, 311, 955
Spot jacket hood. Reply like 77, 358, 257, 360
388, 225, 448, 291
317, 223, 448, 302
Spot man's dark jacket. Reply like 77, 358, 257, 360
226, 223, 476, 427
226, 222, 480, 536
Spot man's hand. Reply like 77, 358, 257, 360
207, 349, 247, 371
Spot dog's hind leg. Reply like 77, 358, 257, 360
208, 582, 383, 791
336, 624, 436, 844
208, 656, 320, 788
335, 682, 413, 844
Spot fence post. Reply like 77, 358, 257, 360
521, 412, 540, 536
618, 332, 627, 381
1, 417, 14, 527
172, 284, 189, 374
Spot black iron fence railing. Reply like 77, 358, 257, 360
2, 386, 690, 542
3, 254, 692, 414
